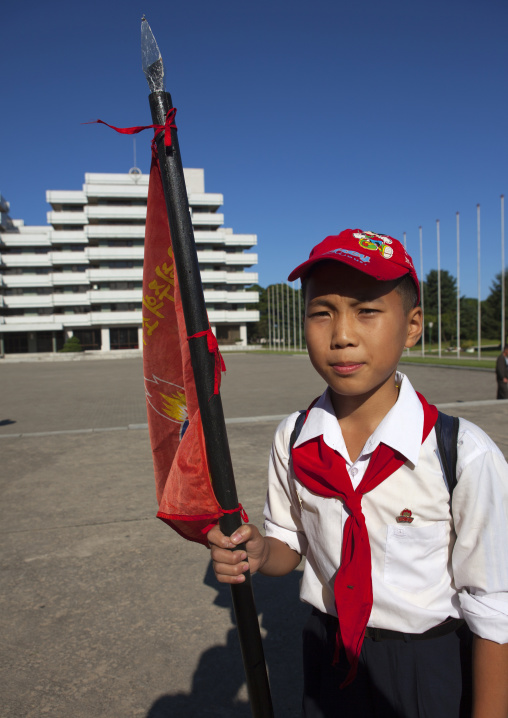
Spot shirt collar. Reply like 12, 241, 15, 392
293, 372, 424, 467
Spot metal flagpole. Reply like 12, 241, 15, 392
403, 231, 409, 356
270, 285, 274, 351
272, 286, 274, 350
276, 284, 280, 350
289, 283, 292, 351
477, 204, 481, 360
267, 285, 272, 351
502, 195, 505, 348
419, 226, 425, 357
272, 284, 277, 351
141, 18, 273, 717
268, 286, 272, 350
273, 285, 277, 351
279, 283, 282, 351
269, 286, 272, 351
437, 219, 441, 358
293, 281, 297, 351
286, 282, 291, 351
278, 284, 282, 351
281, 283, 286, 351
299, 285, 302, 352
456, 212, 460, 360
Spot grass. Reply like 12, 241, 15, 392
244, 347, 498, 369
399, 355, 495, 369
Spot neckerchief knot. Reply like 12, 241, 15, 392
344, 491, 363, 519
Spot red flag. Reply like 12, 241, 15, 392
142, 152, 222, 545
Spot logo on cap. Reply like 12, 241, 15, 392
354, 231, 394, 259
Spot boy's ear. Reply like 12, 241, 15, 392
405, 307, 423, 348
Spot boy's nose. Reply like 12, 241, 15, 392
331, 316, 357, 347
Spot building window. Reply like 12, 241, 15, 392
73, 329, 101, 350
110, 327, 139, 350
216, 325, 240, 344
3, 333, 29, 353
35, 331, 64, 352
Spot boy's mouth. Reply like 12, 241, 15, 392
331, 362, 364, 375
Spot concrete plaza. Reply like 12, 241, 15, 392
1, 354, 507, 717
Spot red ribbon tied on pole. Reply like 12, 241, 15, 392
201, 503, 249, 536
187, 328, 226, 396
88, 108, 178, 147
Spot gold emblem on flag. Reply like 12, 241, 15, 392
159, 390, 187, 422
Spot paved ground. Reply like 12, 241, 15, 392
1, 354, 507, 718
0, 354, 503, 433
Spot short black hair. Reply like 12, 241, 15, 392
301, 266, 419, 315
394, 274, 419, 314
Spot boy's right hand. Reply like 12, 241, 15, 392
207, 524, 268, 584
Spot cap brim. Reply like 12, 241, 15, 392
287, 254, 409, 283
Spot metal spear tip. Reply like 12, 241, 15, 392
141, 16, 165, 93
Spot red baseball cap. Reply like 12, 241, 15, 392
287, 228, 420, 304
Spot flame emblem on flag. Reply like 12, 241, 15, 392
144, 374, 188, 424
159, 390, 187, 421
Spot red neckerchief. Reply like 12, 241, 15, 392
291, 390, 437, 687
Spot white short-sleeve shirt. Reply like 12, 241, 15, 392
263, 372, 508, 643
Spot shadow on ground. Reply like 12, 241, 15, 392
146, 562, 307, 718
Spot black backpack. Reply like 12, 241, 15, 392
289, 409, 460, 497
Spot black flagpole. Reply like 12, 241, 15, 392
141, 18, 274, 718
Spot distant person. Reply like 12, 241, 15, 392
496, 344, 508, 399
208, 229, 508, 718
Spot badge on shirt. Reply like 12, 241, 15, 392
396, 508, 414, 523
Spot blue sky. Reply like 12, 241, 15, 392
1, 0, 507, 298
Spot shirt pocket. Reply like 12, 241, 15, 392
384, 522, 447, 594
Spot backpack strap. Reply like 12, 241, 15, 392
289, 397, 321, 454
289, 410, 306, 454
434, 411, 460, 496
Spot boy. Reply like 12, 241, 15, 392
208, 229, 508, 718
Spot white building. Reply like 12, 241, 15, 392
0, 170, 259, 354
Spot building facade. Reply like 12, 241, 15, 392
0, 170, 259, 354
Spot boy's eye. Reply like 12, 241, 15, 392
359, 307, 379, 315
308, 310, 330, 317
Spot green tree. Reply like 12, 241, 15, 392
423, 270, 458, 345
59, 336, 83, 353
246, 284, 267, 344
458, 297, 478, 346
423, 270, 457, 314
481, 269, 508, 343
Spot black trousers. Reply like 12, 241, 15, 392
302, 609, 472, 718
497, 381, 508, 400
